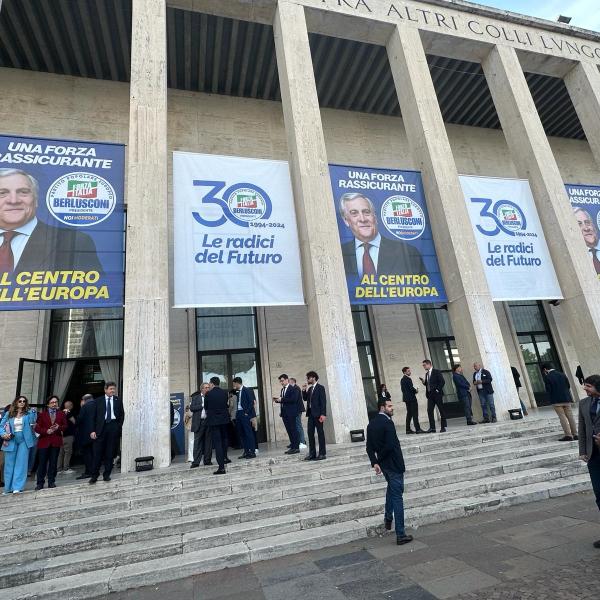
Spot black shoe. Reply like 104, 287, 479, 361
245, 453, 256, 459
190, 463, 199, 469
384, 518, 392, 531
238, 454, 248, 459
491, 417, 497, 423
304, 455, 317, 461
103, 476, 111, 482
558, 436, 574, 442
34, 485, 43, 491
213, 469, 226, 475
467, 421, 477, 426
440, 427, 447, 433
316, 455, 326, 460
425, 429, 436, 433
574, 435, 579, 440
416, 429, 426, 434
593, 539, 600, 549
480, 419, 490, 424
89, 478, 97, 484
397, 534, 414, 545
203, 462, 213, 466
48, 483, 56, 488
406, 430, 416, 434
224, 458, 232, 464
285, 449, 300, 454
76, 474, 89, 480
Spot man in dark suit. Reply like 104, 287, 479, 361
75, 393, 96, 479
189, 382, 212, 467
420, 359, 447, 433
232, 376, 256, 459
366, 397, 413, 546
273, 373, 301, 454
452, 365, 477, 426
204, 376, 231, 474
473, 362, 496, 423
339, 193, 425, 279
542, 364, 578, 441
0, 169, 103, 276
303, 371, 327, 460
89, 381, 124, 484
401, 366, 423, 434
579, 374, 600, 549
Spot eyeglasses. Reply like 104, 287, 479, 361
17, 400, 26, 403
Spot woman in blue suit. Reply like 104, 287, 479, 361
0, 396, 37, 494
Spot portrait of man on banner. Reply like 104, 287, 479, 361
330, 164, 447, 305
0, 168, 102, 275
566, 184, 600, 280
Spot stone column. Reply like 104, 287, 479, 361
482, 45, 600, 378
273, 1, 368, 442
386, 25, 520, 419
121, 0, 170, 471
564, 61, 600, 170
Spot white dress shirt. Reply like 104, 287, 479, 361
354, 233, 381, 277
0, 217, 37, 268
237, 386, 244, 411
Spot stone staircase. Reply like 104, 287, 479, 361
0, 416, 589, 599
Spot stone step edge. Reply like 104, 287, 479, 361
0, 471, 590, 600
0, 450, 581, 541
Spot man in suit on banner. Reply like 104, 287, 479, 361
339, 192, 425, 278
574, 207, 600, 277
0, 168, 102, 276
89, 381, 124, 484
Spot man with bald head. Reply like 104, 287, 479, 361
574, 207, 600, 277
339, 192, 425, 278
0, 168, 102, 276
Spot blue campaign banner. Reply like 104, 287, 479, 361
565, 183, 600, 280
170, 392, 185, 456
329, 164, 447, 304
0, 134, 125, 310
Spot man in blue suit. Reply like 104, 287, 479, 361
232, 377, 256, 459
452, 365, 477, 426
273, 374, 301, 454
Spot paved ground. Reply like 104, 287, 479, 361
108, 491, 600, 600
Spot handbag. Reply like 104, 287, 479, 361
1, 420, 13, 447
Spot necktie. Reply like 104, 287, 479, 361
592, 397, 600, 418
0, 231, 20, 273
362, 243, 376, 276
425, 371, 430, 392
590, 249, 600, 275
106, 397, 113, 423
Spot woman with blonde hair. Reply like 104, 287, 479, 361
0, 396, 37, 494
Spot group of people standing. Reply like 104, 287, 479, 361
0, 381, 124, 494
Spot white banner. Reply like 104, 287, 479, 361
460, 175, 562, 301
173, 152, 304, 307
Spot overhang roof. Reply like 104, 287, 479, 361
0, 0, 585, 140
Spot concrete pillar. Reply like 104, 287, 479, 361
482, 45, 600, 378
273, 1, 368, 442
564, 62, 600, 170
121, 0, 170, 471
386, 25, 520, 419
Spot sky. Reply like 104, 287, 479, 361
474, 0, 600, 32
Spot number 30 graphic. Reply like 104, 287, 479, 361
470, 197, 526, 237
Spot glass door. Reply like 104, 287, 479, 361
427, 338, 463, 418
16, 359, 49, 409
518, 333, 560, 406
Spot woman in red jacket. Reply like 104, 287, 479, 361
34, 395, 67, 490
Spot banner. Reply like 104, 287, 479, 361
329, 164, 446, 304
565, 183, 600, 280
173, 152, 303, 307
0, 134, 125, 310
460, 175, 562, 301
170, 392, 185, 456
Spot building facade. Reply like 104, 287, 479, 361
1, 0, 600, 471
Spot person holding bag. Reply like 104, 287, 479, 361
0, 396, 37, 494
34, 395, 67, 490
